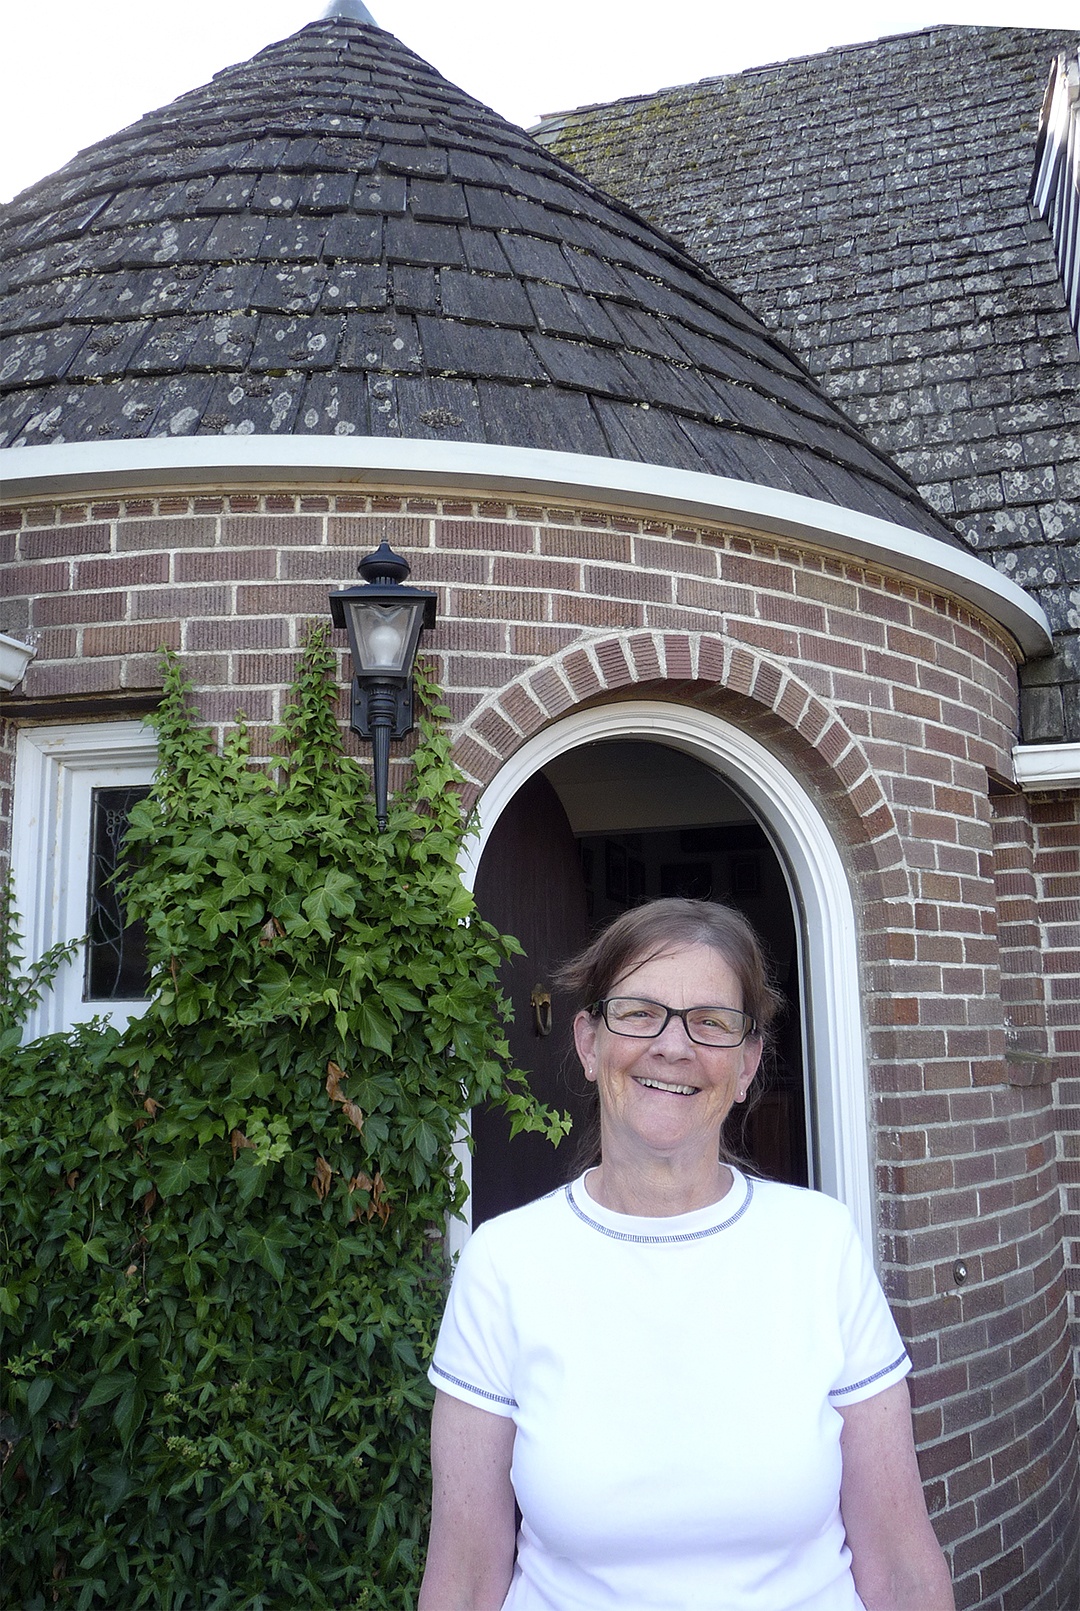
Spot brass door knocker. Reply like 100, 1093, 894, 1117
531, 985, 553, 1037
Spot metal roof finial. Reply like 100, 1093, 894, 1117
321, 0, 377, 22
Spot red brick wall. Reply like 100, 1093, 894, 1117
1033, 792, 1080, 1413
991, 794, 1053, 1076
2, 486, 1077, 1609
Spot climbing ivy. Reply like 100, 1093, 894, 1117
1, 630, 566, 1609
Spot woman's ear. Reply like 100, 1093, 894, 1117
740, 1036, 764, 1095
574, 1010, 598, 1081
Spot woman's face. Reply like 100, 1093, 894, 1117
573, 942, 763, 1167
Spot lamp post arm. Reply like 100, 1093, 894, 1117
367, 682, 399, 831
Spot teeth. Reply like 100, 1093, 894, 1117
637, 1077, 697, 1095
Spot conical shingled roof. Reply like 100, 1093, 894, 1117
0, 16, 955, 543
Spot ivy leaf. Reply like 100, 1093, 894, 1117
257, 961, 295, 1014
114, 1385, 146, 1450
27, 1376, 52, 1416
378, 980, 425, 1015
82, 1371, 135, 1411
90, 1462, 135, 1517
302, 870, 359, 931
236, 1218, 296, 1282
355, 1001, 394, 1055
232, 1152, 270, 1207
155, 1153, 212, 1197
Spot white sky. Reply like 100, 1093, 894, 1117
3, 0, 1076, 203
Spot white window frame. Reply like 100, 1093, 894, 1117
12, 721, 158, 1041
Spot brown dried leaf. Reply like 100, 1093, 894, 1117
368, 1171, 391, 1226
125, 1263, 139, 1278
341, 1099, 364, 1136
311, 1156, 334, 1201
143, 1096, 163, 1118
326, 1060, 347, 1104
259, 916, 285, 946
349, 1170, 373, 1223
230, 1129, 255, 1160
141, 1187, 158, 1215
64, 1170, 80, 1190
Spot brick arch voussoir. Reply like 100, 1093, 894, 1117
453, 630, 913, 928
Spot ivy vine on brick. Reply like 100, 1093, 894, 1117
1, 627, 566, 1609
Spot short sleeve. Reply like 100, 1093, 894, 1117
828, 1213, 911, 1406
429, 1225, 518, 1418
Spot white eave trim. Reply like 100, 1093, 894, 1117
0, 436, 1052, 657
1012, 742, 1080, 791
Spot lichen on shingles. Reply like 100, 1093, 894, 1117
0, 13, 955, 542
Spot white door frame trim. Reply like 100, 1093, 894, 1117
458, 700, 875, 1252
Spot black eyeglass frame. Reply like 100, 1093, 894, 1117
588, 997, 758, 1048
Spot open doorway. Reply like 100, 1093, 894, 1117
471, 739, 810, 1225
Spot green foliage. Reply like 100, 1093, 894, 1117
0, 875, 80, 1043
1, 629, 567, 1608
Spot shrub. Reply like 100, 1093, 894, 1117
1, 631, 564, 1609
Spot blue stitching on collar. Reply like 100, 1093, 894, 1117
564, 1175, 754, 1243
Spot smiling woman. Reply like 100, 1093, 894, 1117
419, 899, 955, 1611
563, 898, 781, 1212
571, 938, 766, 1215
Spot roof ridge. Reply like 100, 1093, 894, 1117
535, 22, 1080, 127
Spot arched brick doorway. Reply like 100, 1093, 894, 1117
457, 699, 876, 1248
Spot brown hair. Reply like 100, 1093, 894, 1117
557, 897, 784, 1041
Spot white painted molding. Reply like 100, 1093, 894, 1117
1012, 741, 1080, 791
0, 436, 1051, 657
456, 700, 876, 1257
12, 722, 158, 1040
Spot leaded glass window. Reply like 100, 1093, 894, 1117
84, 786, 151, 1001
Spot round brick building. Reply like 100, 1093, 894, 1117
1, 11, 1076, 1607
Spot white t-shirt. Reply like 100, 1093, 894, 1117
430, 1169, 911, 1611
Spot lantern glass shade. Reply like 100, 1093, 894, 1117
341, 597, 427, 677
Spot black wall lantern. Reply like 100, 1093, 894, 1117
329, 542, 438, 830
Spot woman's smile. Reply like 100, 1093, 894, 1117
633, 1076, 700, 1095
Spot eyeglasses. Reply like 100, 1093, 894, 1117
590, 997, 757, 1047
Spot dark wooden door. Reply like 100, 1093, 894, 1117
471, 772, 592, 1224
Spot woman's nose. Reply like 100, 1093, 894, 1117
654, 1012, 695, 1052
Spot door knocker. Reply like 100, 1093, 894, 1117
531, 985, 553, 1037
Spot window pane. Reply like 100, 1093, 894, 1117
84, 786, 151, 1001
